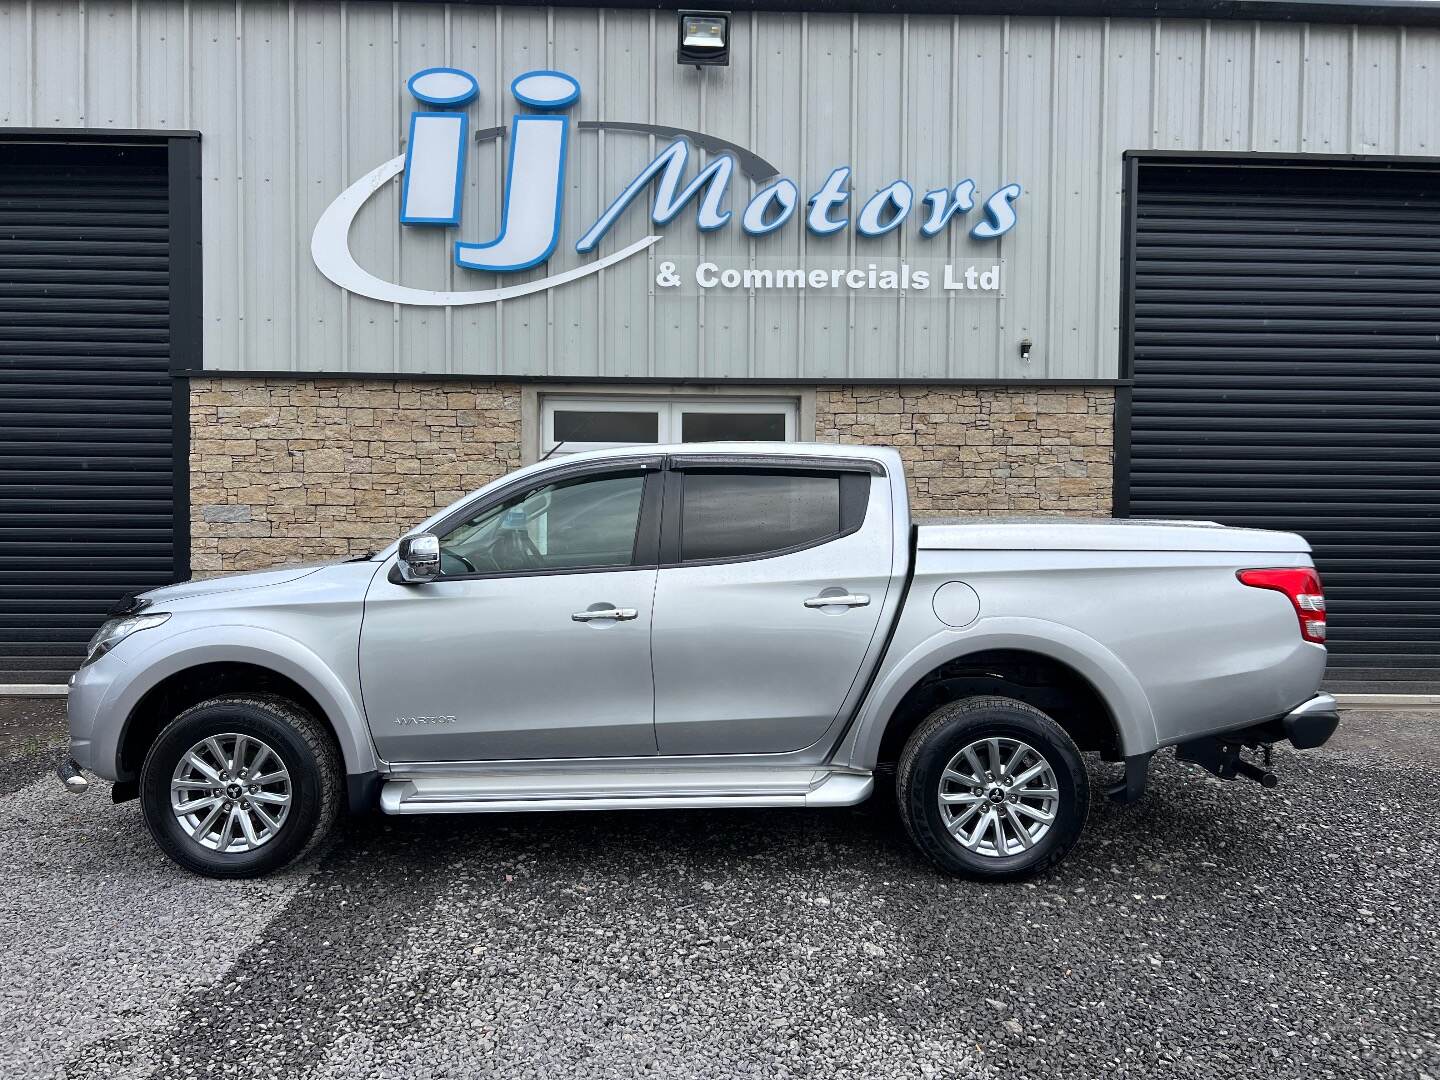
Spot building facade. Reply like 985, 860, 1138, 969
2, 0, 1437, 690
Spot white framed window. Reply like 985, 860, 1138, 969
540, 395, 799, 456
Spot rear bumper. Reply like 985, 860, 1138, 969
1116, 692, 1339, 801
1172, 691, 1339, 788
1279, 691, 1340, 750
1174, 690, 1341, 753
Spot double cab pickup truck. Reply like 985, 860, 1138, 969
61, 442, 1339, 879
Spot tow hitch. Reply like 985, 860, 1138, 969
1233, 746, 1279, 788
1174, 692, 1339, 789
1177, 738, 1278, 788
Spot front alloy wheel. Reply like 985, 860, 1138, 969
169, 733, 293, 853
141, 695, 341, 878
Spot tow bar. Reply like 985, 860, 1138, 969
1176, 737, 1278, 788
1233, 745, 1279, 788
1174, 693, 1339, 789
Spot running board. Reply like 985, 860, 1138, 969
379, 766, 873, 815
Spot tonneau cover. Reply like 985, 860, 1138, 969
916, 517, 1310, 554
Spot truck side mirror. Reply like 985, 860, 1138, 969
396, 533, 441, 583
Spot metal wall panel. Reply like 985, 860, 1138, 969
2, 3, 1439, 381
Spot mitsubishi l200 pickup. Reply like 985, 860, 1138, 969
61, 443, 1338, 879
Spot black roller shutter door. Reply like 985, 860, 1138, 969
0, 141, 183, 684
1123, 160, 1440, 694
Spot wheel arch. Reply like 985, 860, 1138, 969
837, 619, 1159, 771
111, 632, 378, 784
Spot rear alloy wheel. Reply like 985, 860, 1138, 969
896, 696, 1089, 880
141, 696, 341, 878
938, 735, 1060, 857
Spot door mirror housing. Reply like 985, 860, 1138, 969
396, 533, 441, 583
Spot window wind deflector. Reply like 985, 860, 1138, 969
529, 455, 665, 483
667, 453, 884, 475
562, 454, 665, 471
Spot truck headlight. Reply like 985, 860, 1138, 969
83, 613, 170, 666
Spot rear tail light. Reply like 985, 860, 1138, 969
1237, 567, 1326, 644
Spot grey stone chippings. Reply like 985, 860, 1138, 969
0, 711, 1434, 1079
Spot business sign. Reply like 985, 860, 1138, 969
312, 67, 1021, 307
657, 257, 1004, 296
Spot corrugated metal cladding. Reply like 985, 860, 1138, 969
0, 143, 178, 682
4, 4, 1440, 381
1125, 161, 1440, 694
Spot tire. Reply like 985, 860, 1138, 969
896, 695, 1089, 881
140, 695, 342, 878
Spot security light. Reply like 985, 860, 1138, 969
678, 10, 730, 67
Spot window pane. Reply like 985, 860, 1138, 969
681, 472, 841, 561
552, 409, 658, 444
680, 411, 786, 442
439, 473, 645, 574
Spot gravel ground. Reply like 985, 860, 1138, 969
0, 703, 1436, 1080
0, 696, 68, 796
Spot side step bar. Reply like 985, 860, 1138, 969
380, 766, 874, 815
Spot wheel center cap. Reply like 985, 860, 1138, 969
987, 788, 1005, 804
226, 783, 243, 799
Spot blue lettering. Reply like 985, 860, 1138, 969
742, 179, 798, 235
577, 139, 734, 254
970, 183, 1023, 240
919, 180, 976, 237
806, 167, 851, 235
856, 181, 914, 237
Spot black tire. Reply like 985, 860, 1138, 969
140, 695, 342, 878
896, 695, 1089, 881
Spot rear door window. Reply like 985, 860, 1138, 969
679, 471, 843, 562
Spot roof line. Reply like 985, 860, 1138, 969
350, 0, 1440, 30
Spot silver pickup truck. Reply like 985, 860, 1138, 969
62, 442, 1338, 880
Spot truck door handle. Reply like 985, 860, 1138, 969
571, 607, 638, 622
804, 593, 870, 608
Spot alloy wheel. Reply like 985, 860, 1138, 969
937, 736, 1060, 857
169, 733, 292, 853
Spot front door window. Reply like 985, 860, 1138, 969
437, 472, 646, 576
